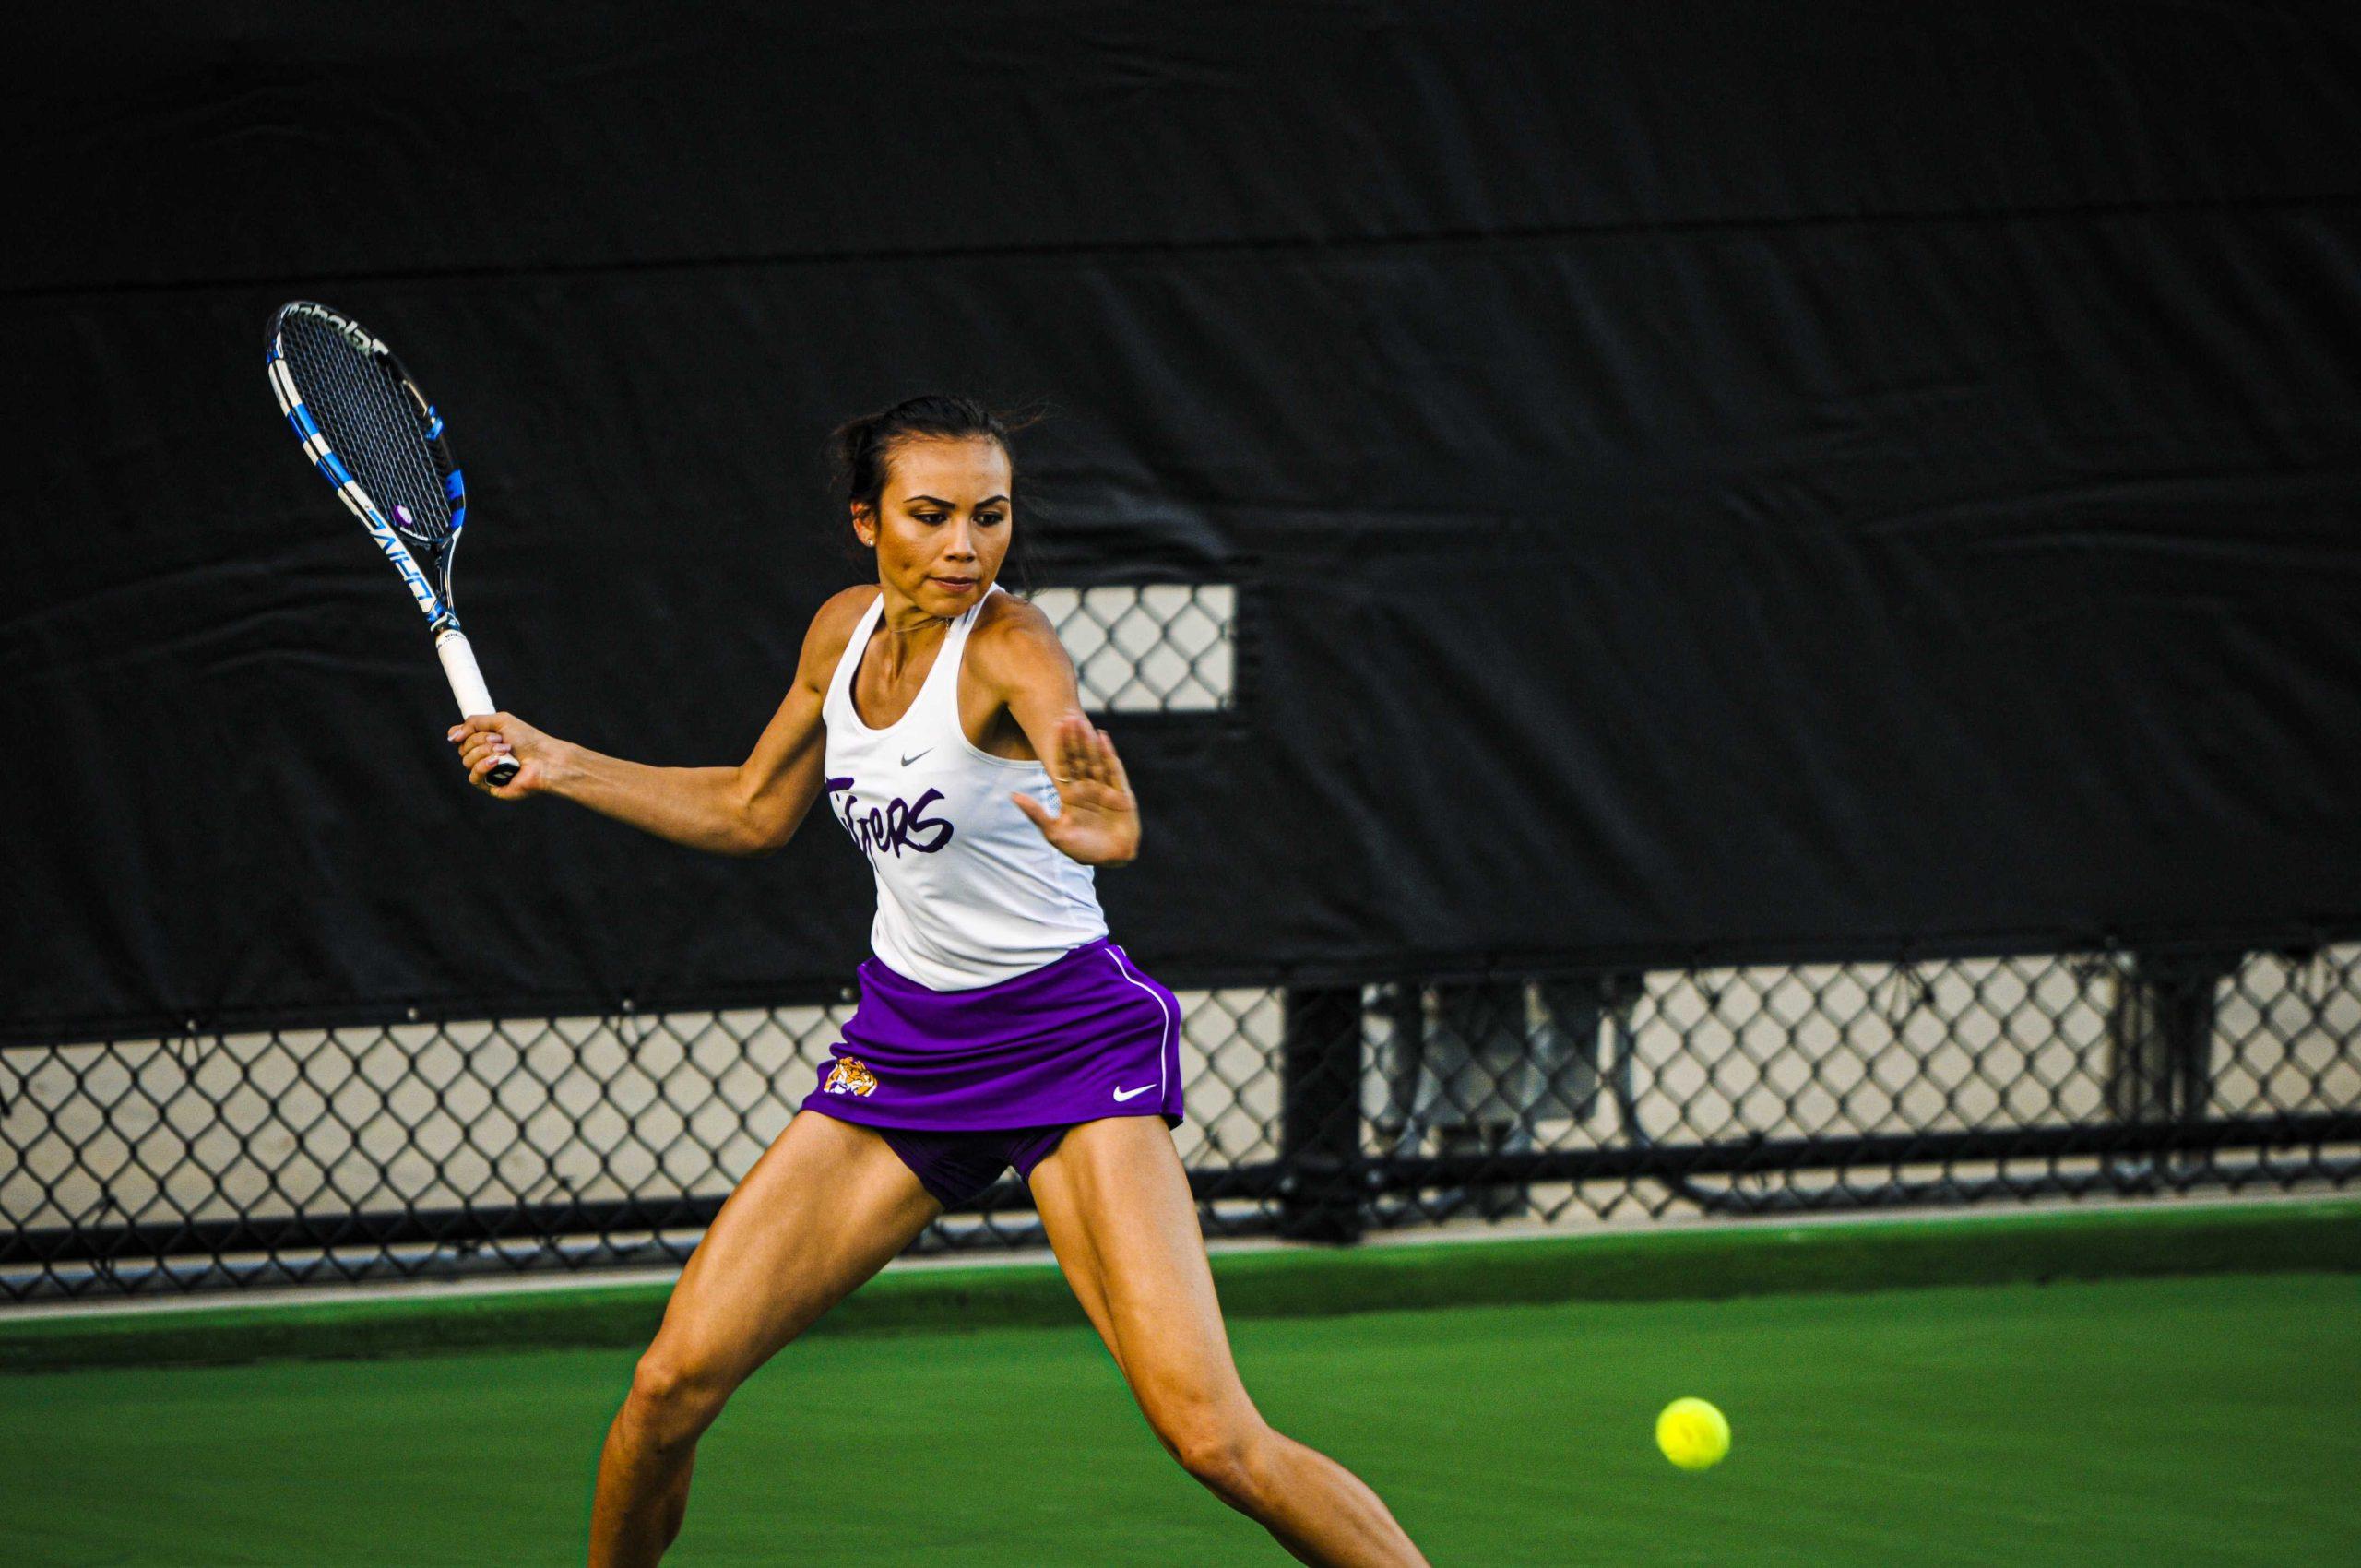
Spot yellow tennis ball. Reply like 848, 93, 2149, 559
1655, 1397, 1731, 1471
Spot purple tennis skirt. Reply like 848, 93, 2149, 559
799, 938, 1185, 1134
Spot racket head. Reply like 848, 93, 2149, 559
267, 301, 470, 624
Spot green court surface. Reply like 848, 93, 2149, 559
4, 1270, 2355, 1566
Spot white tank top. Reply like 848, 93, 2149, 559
821, 585, 1109, 991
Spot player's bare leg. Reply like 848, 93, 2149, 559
1029, 1117, 1432, 1568
588, 1111, 939, 1567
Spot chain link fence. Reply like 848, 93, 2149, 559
6, 587, 2356, 1300
6, 939, 2355, 1301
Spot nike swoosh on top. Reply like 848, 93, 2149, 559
900, 748, 933, 767
1112, 1084, 1154, 1102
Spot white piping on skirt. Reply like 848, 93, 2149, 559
1103, 945, 1173, 1105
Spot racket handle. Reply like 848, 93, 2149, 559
436, 630, 521, 787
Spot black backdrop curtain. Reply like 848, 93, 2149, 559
8, 4, 2359, 1042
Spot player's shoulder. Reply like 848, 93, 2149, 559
967, 587, 1065, 668
971, 585, 1059, 643
965, 588, 1074, 705
798, 584, 882, 683
814, 582, 883, 631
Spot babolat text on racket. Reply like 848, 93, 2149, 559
265, 300, 518, 785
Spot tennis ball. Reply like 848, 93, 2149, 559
1655, 1397, 1730, 1471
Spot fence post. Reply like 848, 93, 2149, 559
2105, 946, 2243, 1187
1279, 984, 1366, 1241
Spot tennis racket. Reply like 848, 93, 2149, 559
265, 300, 518, 786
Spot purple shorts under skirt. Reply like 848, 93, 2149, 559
857, 1123, 1074, 1208
799, 937, 1184, 1206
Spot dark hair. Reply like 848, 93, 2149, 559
828, 394, 1006, 523
825, 394, 1043, 581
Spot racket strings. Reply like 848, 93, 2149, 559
280, 317, 455, 548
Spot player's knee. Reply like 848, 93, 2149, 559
1164, 1415, 1272, 1508
626, 1347, 732, 1448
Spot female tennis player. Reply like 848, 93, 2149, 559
449, 397, 1431, 1567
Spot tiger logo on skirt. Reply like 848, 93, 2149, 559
823, 1058, 879, 1098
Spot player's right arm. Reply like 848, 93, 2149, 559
447, 587, 872, 857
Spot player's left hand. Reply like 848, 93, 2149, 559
1014, 716, 1140, 865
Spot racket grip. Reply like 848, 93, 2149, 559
435, 630, 521, 786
